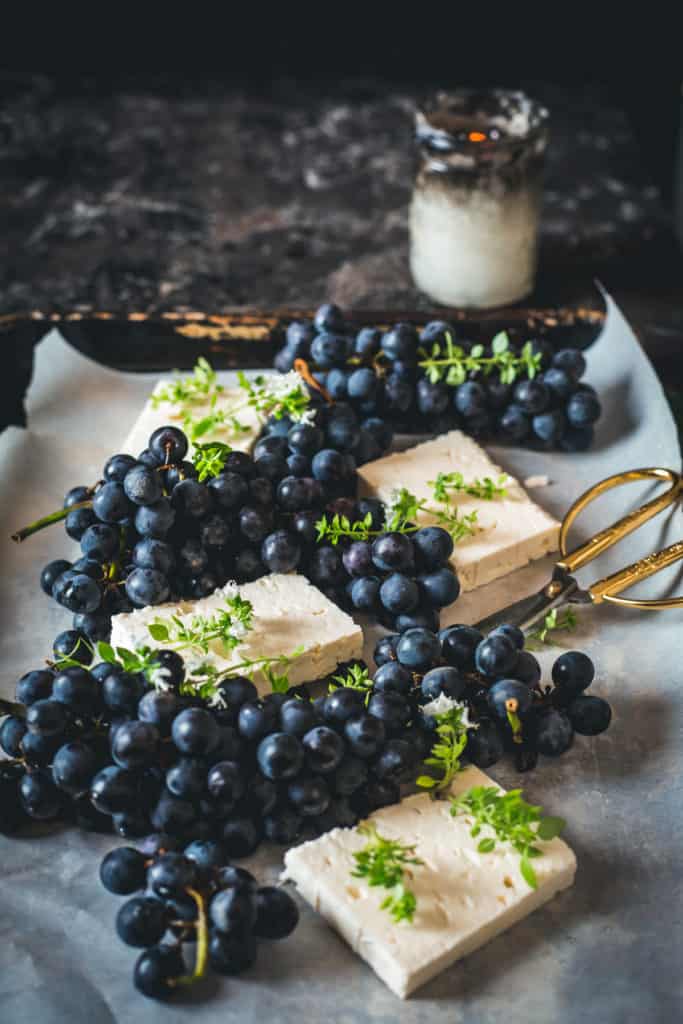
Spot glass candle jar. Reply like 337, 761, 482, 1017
409, 90, 549, 309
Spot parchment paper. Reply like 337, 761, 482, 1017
1, 295, 681, 1023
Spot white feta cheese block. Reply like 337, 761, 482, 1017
283, 765, 576, 999
120, 380, 264, 457
110, 574, 363, 695
357, 430, 559, 591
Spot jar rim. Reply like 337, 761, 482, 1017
415, 89, 549, 154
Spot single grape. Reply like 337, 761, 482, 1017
125, 568, 169, 607
534, 708, 574, 756
420, 665, 467, 703
396, 628, 440, 672
51, 741, 99, 797
149, 426, 189, 464
117, 897, 169, 948
19, 769, 62, 819
209, 930, 258, 975
92, 482, 133, 524
475, 634, 519, 678
40, 559, 72, 596
551, 651, 595, 701
288, 775, 331, 817
342, 713, 385, 763
465, 719, 505, 768
16, 669, 54, 705
133, 944, 185, 1000
100, 846, 148, 894
567, 695, 611, 735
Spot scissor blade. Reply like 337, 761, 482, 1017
475, 572, 581, 635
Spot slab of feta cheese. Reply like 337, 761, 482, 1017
120, 380, 264, 457
357, 430, 559, 592
110, 574, 363, 695
283, 764, 576, 999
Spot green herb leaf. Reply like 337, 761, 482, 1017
537, 816, 566, 841
329, 663, 373, 701
418, 331, 542, 386
148, 623, 170, 642
416, 701, 472, 793
96, 641, 117, 663
520, 854, 538, 889
525, 607, 578, 649
352, 823, 423, 924
450, 786, 564, 888
192, 441, 233, 482
146, 595, 254, 657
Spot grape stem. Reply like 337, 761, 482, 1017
0, 697, 25, 717
11, 499, 93, 543
174, 887, 209, 987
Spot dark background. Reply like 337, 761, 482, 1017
2, 67, 682, 427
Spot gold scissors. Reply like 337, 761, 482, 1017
477, 467, 683, 634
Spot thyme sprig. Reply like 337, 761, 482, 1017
386, 487, 479, 544
315, 512, 381, 546
525, 607, 579, 649
430, 471, 509, 503
183, 646, 305, 700
192, 441, 233, 482
328, 663, 373, 702
418, 331, 542, 386
95, 641, 169, 685
152, 357, 224, 408
352, 823, 423, 924
416, 698, 474, 793
450, 786, 565, 889
184, 397, 251, 443
147, 595, 254, 656
236, 370, 311, 421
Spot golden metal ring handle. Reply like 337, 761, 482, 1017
558, 467, 683, 611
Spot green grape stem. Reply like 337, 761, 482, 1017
11, 498, 94, 543
174, 888, 209, 987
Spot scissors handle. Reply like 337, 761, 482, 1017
557, 467, 682, 574
588, 540, 683, 607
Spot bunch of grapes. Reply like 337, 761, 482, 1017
27, 413, 393, 645
375, 623, 612, 772
274, 303, 602, 451
0, 641, 434, 847
304, 498, 460, 634
100, 842, 298, 1000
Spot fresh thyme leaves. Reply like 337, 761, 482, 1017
52, 635, 96, 671
386, 487, 479, 544
183, 646, 305, 702
315, 512, 377, 546
96, 641, 166, 684
352, 823, 423, 923
450, 786, 566, 889
525, 607, 579, 649
192, 441, 233, 482
328, 663, 373, 700
183, 395, 250, 443
236, 370, 311, 421
315, 474, 503, 547
416, 698, 474, 793
147, 595, 254, 656
151, 357, 224, 408
418, 331, 542, 387
430, 471, 509, 503
151, 358, 310, 441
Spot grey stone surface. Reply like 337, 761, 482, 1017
0, 297, 682, 1021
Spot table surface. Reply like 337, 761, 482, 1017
2, 77, 682, 378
